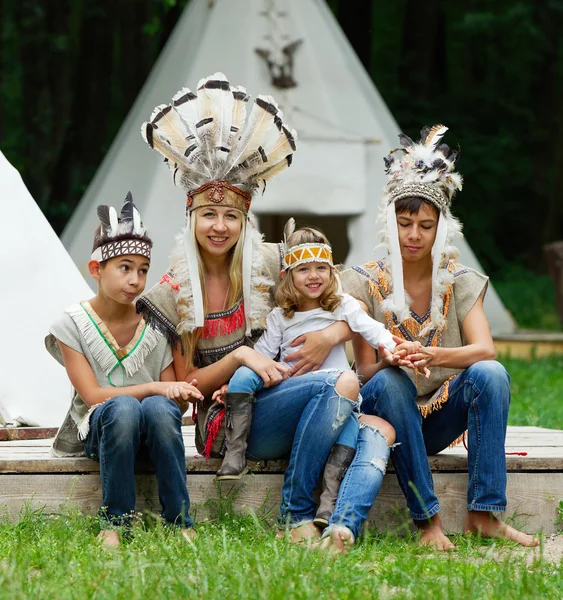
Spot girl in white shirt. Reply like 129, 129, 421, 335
213, 225, 414, 534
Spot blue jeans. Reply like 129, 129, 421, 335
235, 369, 357, 528
324, 422, 390, 540
360, 361, 510, 520
83, 395, 193, 529
228, 365, 264, 394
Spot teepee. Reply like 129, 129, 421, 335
62, 0, 516, 334
0, 151, 93, 427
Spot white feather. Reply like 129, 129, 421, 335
133, 207, 141, 235
109, 207, 118, 237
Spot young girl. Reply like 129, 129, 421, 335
213, 224, 416, 529
45, 194, 202, 548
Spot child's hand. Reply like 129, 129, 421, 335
165, 379, 204, 407
212, 384, 229, 404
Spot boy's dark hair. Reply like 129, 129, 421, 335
394, 196, 440, 217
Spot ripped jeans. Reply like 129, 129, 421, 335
323, 414, 391, 540
231, 367, 357, 527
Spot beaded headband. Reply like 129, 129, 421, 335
91, 193, 152, 262
187, 180, 252, 214
283, 243, 334, 271
91, 239, 151, 262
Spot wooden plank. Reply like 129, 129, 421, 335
0, 428, 58, 441
3, 426, 563, 473
0, 472, 559, 534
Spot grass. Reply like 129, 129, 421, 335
0, 507, 562, 600
503, 354, 563, 429
1, 357, 563, 599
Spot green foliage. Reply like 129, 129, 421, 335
504, 354, 563, 429
495, 266, 561, 331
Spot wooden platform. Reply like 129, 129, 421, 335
493, 331, 563, 359
1, 426, 563, 534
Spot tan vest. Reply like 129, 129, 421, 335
341, 260, 488, 417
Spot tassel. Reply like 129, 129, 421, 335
201, 302, 245, 339
418, 375, 456, 418
77, 403, 103, 441
204, 408, 225, 459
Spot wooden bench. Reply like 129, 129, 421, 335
1, 426, 562, 534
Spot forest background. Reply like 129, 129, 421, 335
1, 0, 562, 329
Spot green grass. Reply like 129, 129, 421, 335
0, 507, 562, 600
503, 354, 563, 429
1, 357, 562, 599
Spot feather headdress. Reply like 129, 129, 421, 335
379, 125, 463, 335
141, 73, 297, 333
91, 192, 152, 262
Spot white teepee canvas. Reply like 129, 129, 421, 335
62, 0, 516, 334
0, 151, 93, 427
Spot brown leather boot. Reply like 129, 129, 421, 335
216, 392, 255, 480
313, 444, 356, 528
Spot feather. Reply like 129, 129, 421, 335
194, 73, 229, 171
200, 73, 234, 164
120, 191, 135, 223
108, 207, 118, 237
242, 155, 292, 189
225, 95, 279, 173
141, 123, 189, 169
225, 86, 249, 152
172, 87, 199, 135
97, 205, 112, 233
235, 126, 296, 180
283, 217, 296, 247
150, 104, 190, 155
398, 133, 414, 149
423, 124, 448, 150
133, 207, 141, 234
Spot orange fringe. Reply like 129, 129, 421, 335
418, 375, 456, 418
449, 430, 467, 449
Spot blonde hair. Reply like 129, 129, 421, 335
181, 209, 246, 371
276, 227, 341, 319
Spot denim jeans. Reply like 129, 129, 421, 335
83, 395, 193, 529
228, 365, 265, 394
359, 361, 510, 520
324, 422, 390, 540
239, 369, 357, 528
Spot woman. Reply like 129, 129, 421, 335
324, 125, 538, 552
137, 73, 356, 542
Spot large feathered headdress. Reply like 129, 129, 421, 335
91, 192, 152, 262
141, 73, 297, 333
380, 125, 463, 334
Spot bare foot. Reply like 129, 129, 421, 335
276, 522, 322, 544
97, 529, 120, 549
181, 528, 198, 542
317, 526, 355, 555
464, 511, 539, 547
414, 514, 455, 551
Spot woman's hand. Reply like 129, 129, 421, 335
285, 329, 334, 377
212, 384, 229, 404
401, 346, 434, 379
238, 347, 289, 388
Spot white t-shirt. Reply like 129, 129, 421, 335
253, 293, 396, 370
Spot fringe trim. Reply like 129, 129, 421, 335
67, 304, 117, 375
202, 302, 245, 339
77, 403, 103, 441
67, 303, 163, 379
204, 407, 225, 459
418, 374, 456, 418
136, 297, 181, 351
449, 430, 467, 449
